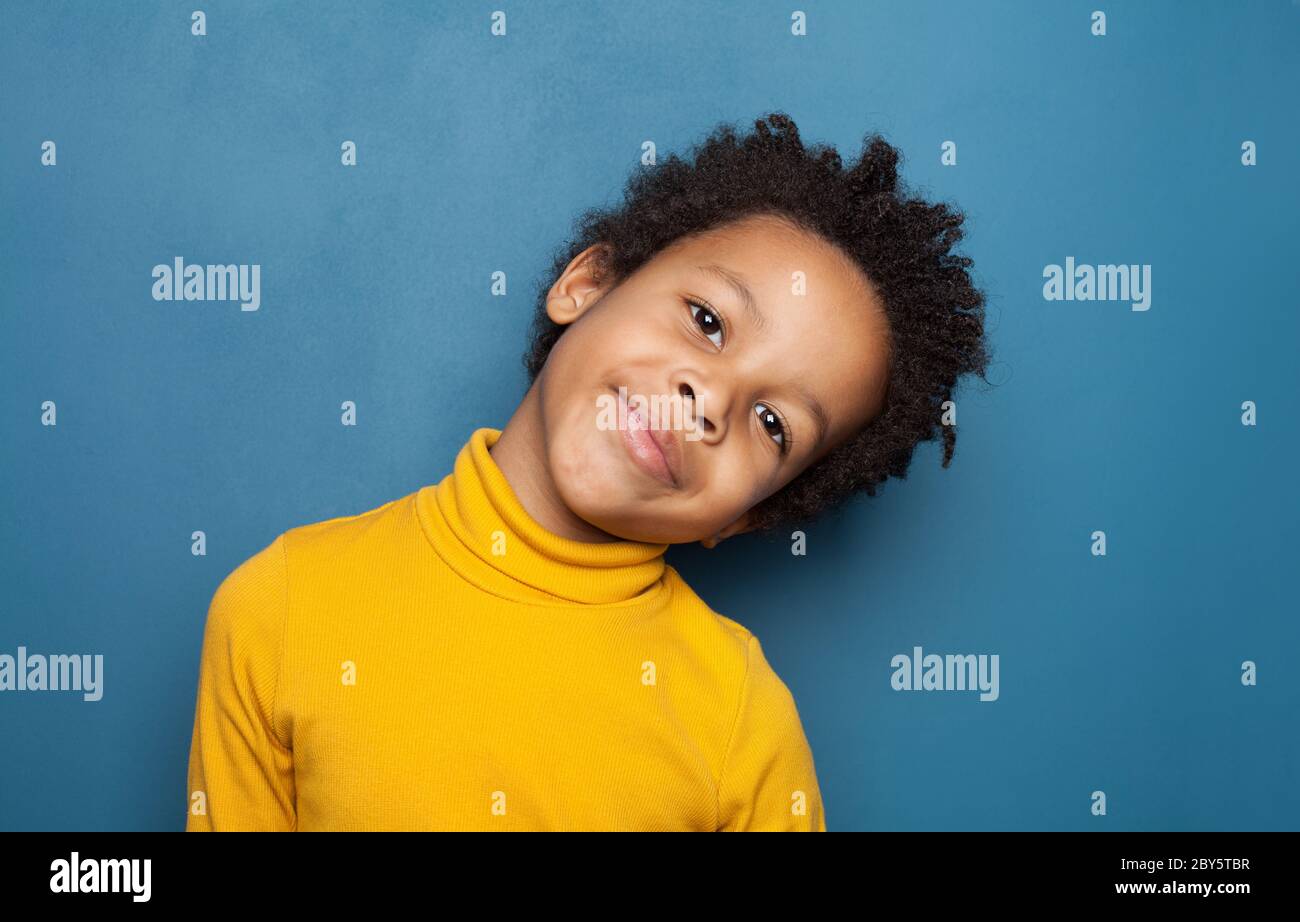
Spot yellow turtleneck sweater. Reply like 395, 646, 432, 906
185, 427, 826, 831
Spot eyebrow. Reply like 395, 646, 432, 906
694, 263, 829, 452
793, 381, 830, 451
696, 264, 768, 334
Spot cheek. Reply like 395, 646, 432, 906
720, 480, 765, 521
699, 451, 770, 518
549, 441, 606, 508
544, 394, 608, 483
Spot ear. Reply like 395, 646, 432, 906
545, 243, 614, 326
699, 511, 753, 549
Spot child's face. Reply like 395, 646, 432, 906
535, 212, 891, 545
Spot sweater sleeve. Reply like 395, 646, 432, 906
185, 534, 296, 831
716, 634, 827, 831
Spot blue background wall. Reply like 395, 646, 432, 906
2, 0, 1296, 831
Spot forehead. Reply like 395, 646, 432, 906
665, 213, 869, 298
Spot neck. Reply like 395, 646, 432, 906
489, 380, 623, 544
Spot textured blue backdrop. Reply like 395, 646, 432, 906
2, 0, 1297, 831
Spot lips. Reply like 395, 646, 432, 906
615, 388, 683, 488
646, 420, 683, 486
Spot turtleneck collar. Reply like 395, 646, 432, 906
416, 427, 671, 607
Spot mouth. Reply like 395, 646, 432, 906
614, 387, 682, 488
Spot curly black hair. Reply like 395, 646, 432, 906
523, 112, 993, 537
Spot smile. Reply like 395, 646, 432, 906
615, 388, 679, 488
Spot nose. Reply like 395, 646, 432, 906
675, 377, 724, 441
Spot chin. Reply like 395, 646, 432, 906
586, 513, 680, 545
570, 496, 705, 545
543, 422, 702, 545
553, 477, 639, 539
549, 466, 670, 543
548, 441, 619, 516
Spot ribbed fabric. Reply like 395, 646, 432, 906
186, 426, 826, 831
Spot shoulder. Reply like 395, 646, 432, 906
661, 564, 756, 668
278, 491, 415, 563
253, 490, 424, 596
659, 565, 802, 722
661, 564, 789, 662
204, 532, 288, 650
210, 491, 415, 620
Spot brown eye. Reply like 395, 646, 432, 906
688, 300, 724, 347
754, 403, 789, 453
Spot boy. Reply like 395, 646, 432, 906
185, 112, 990, 831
